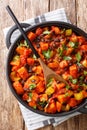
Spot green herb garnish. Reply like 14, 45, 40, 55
29, 93, 33, 98
77, 88, 82, 91
75, 52, 81, 62
42, 49, 51, 59
33, 54, 37, 59
33, 106, 37, 109
43, 30, 51, 35
38, 101, 47, 107
69, 41, 75, 47
18, 40, 29, 48
77, 62, 82, 66
13, 55, 20, 61
47, 78, 53, 87
66, 85, 71, 90
63, 56, 72, 60
84, 70, 87, 75
79, 76, 84, 81
71, 79, 78, 84
69, 76, 77, 84
62, 44, 68, 50
65, 92, 69, 97
29, 84, 36, 90
79, 76, 84, 85
74, 42, 79, 48
58, 47, 63, 56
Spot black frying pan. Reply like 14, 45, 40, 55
6, 21, 87, 116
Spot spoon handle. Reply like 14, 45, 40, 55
6, 5, 40, 58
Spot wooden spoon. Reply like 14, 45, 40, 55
6, 5, 68, 85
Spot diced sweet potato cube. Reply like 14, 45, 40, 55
28, 100, 37, 108
68, 98, 77, 107
59, 60, 68, 69
56, 101, 62, 112
27, 32, 36, 41
44, 100, 56, 113
35, 81, 45, 94
22, 93, 29, 100
80, 45, 87, 51
10, 71, 21, 81
13, 81, 24, 94
69, 64, 78, 78
48, 62, 59, 69
36, 27, 43, 35
57, 83, 65, 90
16, 46, 26, 55
40, 43, 48, 51
27, 58, 35, 65
17, 67, 29, 80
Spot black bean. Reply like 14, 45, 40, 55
84, 78, 87, 84
28, 66, 32, 73
24, 64, 29, 70
78, 66, 84, 72
31, 79, 36, 83
21, 79, 25, 85
36, 43, 40, 48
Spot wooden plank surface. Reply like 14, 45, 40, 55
0, 0, 87, 130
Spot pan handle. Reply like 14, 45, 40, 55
6, 23, 31, 49
77, 100, 87, 114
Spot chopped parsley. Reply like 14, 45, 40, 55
18, 40, 29, 48
43, 30, 51, 35
84, 70, 87, 75
29, 93, 33, 98
71, 79, 78, 84
63, 56, 72, 60
75, 52, 81, 62
69, 41, 75, 47
29, 84, 36, 90
42, 49, 51, 59
66, 85, 71, 90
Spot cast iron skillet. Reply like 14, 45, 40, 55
6, 21, 87, 116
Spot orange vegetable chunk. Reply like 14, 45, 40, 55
13, 81, 24, 95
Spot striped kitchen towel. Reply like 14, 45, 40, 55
3, 8, 80, 130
